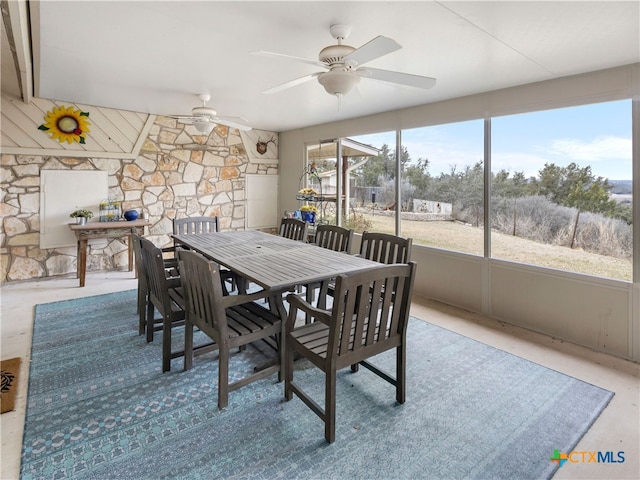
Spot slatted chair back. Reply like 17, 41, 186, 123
306, 224, 354, 316
285, 261, 417, 442
314, 224, 353, 253
178, 249, 283, 409
315, 231, 411, 311
279, 217, 309, 242
173, 216, 219, 235
139, 237, 186, 372
179, 249, 227, 337
359, 231, 412, 264
172, 215, 244, 293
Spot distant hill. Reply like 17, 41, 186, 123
610, 179, 632, 194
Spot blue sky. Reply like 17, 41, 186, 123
352, 99, 632, 181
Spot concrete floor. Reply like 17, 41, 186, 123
1, 270, 638, 479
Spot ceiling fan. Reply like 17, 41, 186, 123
253, 24, 436, 98
170, 94, 252, 133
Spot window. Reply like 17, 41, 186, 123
304, 141, 338, 226
344, 131, 397, 234
490, 100, 632, 281
400, 120, 485, 254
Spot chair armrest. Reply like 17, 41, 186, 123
286, 293, 332, 327
166, 276, 181, 289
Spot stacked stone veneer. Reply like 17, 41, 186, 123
0, 116, 277, 283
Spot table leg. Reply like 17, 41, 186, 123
76, 240, 80, 279
78, 238, 88, 287
270, 292, 288, 383
127, 232, 134, 273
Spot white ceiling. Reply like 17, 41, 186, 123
3, 1, 640, 133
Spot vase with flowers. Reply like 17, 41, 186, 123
300, 204, 318, 224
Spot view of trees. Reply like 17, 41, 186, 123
348, 144, 632, 260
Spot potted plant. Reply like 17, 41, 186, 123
300, 204, 318, 224
69, 209, 94, 225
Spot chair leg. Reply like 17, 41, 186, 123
146, 302, 155, 343
218, 343, 230, 409
325, 368, 336, 443
237, 277, 248, 294
138, 290, 146, 335
162, 315, 172, 373
397, 344, 406, 404
284, 337, 294, 401
184, 320, 194, 371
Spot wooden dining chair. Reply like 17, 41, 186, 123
279, 217, 309, 242
317, 231, 412, 310
305, 224, 354, 317
140, 237, 192, 372
314, 224, 353, 253
163, 215, 220, 257
359, 231, 413, 264
285, 261, 417, 443
132, 233, 178, 337
172, 215, 244, 293
173, 215, 219, 235
178, 249, 282, 409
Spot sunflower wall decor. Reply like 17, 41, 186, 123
39, 105, 90, 144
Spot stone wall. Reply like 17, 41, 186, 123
0, 116, 277, 283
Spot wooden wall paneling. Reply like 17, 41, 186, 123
2, 98, 67, 149
0, 116, 43, 148
81, 120, 123, 153
81, 105, 134, 152
1, 130, 18, 147
3, 97, 43, 132
119, 110, 146, 131
98, 108, 140, 145
73, 104, 126, 153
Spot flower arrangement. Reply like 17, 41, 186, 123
69, 209, 94, 219
300, 205, 318, 213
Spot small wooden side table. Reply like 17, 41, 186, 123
68, 219, 150, 287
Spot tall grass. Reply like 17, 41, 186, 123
489, 195, 632, 258
346, 199, 632, 281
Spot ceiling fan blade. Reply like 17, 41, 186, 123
212, 117, 252, 131
172, 116, 201, 125
359, 67, 436, 90
251, 50, 327, 69
343, 36, 401, 67
170, 115, 251, 131
262, 72, 321, 94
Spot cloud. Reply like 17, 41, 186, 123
543, 136, 631, 162
490, 152, 549, 178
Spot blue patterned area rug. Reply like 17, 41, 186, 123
21, 290, 613, 479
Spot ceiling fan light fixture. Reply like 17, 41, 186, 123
193, 120, 215, 134
318, 70, 360, 96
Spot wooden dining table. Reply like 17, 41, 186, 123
172, 230, 381, 293
172, 229, 383, 372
